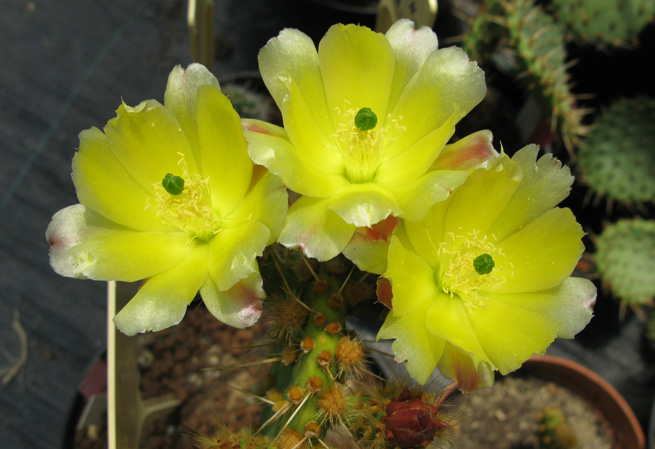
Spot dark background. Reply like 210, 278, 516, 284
0, 1, 652, 448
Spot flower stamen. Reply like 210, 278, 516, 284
436, 229, 512, 309
148, 154, 222, 243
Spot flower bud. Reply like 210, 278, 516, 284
382, 390, 448, 448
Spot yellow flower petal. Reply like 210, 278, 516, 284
244, 119, 348, 198
46, 205, 191, 281
282, 80, 346, 176
495, 207, 584, 293
385, 235, 437, 318
442, 153, 521, 237
387, 46, 485, 152
424, 292, 490, 366
328, 183, 402, 227
104, 100, 197, 195
229, 167, 288, 245
487, 146, 575, 241
208, 220, 271, 291
389, 169, 470, 222
113, 247, 208, 335
195, 85, 254, 215
437, 343, 495, 392
377, 300, 445, 385
466, 291, 561, 374
73, 127, 167, 231
377, 111, 457, 183
278, 196, 356, 261
490, 277, 596, 339
201, 270, 265, 329
318, 23, 395, 119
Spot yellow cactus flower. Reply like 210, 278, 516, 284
45, 64, 288, 335
377, 146, 596, 390
244, 20, 494, 264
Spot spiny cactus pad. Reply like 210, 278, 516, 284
577, 96, 655, 204
552, 0, 655, 47
595, 219, 655, 305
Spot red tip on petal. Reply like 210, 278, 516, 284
432, 131, 495, 171
376, 277, 393, 309
362, 215, 399, 243
241, 120, 275, 135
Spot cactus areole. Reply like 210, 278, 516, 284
382, 390, 449, 448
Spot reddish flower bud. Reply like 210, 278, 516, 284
382, 390, 448, 448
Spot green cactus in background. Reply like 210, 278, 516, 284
462, 0, 508, 63
551, 0, 655, 48
222, 82, 277, 122
462, 0, 589, 153
595, 219, 655, 309
577, 96, 655, 206
536, 406, 578, 449
502, 0, 589, 152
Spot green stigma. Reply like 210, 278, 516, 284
354, 107, 378, 131
473, 254, 495, 275
162, 173, 185, 195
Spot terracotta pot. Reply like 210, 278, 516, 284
521, 355, 645, 449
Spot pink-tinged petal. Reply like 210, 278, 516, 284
343, 233, 390, 275
164, 63, 220, 153
258, 28, 332, 138
113, 247, 208, 335
378, 300, 446, 385
45, 204, 191, 281
490, 277, 595, 340
431, 130, 496, 171
376, 277, 393, 309
385, 19, 439, 112
437, 343, 494, 393
328, 184, 402, 228
343, 216, 399, 274
363, 215, 400, 243
278, 195, 356, 261
200, 271, 265, 329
